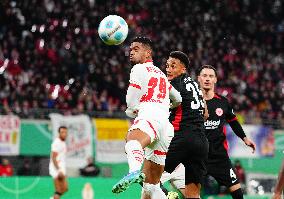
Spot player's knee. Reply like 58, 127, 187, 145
63, 186, 68, 193
230, 188, 243, 199
142, 182, 159, 195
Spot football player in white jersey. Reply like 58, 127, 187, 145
49, 126, 68, 199
112, 37, 182, 199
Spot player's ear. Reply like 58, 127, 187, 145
214, 76, 217, 84
197, 75, 201, 83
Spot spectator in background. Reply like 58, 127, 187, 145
80, 157, 100, 177
17, 159, 32, 176
0, 158, 13, 176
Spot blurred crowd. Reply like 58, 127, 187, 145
0, 0, 283, 126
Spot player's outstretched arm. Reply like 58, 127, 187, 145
273, 160, 284, 199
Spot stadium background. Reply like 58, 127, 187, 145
0, 0, 283, 198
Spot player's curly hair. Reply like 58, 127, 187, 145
169, 51, 190, 69
132, 36, 153, 50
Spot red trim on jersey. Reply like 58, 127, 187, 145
169, 85, 172, 91
146, 121, 157, 139
154, 150, 167, 156
145, 60, 153, 63
227, 117, 237, 123
129, 83, 141, 90
222, 126, 229, 155
172, 105, 182, 131
214, 94, 221, 99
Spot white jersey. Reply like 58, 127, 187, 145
127, 61, 171, 121
49, 137, 67, 173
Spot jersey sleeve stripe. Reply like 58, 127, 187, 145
129, 83, 141, 89
146, 120, 157, 139
169, 84, 172, 91
154, 150, 167, 156
227, 117, 237, 123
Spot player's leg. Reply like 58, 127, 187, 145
141, 120, 175, 199
58, 176, 68, 195
229, 184, 243, 199
112, 119, 156, 193
141, 159, 167, 199
170, 164, 186, 197
207, 160, 243, 199
53, 178, 63, 199
183, 131, 208, 199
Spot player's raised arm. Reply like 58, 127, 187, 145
169, 85, 182, 109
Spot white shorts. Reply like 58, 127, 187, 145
49, 165, 66, 179
160, 164, 185, 189
129, 118, 174, 165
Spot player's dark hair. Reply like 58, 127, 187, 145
58, 126, 67, 133
169, 51, 190, 69
197, 65, 217, 76
132, 36, 153, 50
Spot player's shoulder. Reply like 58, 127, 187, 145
52, 137, 61, 145
131, 63, 147, 71
214, 93, 229, 103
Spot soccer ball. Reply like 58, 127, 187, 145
98, 15, 128, 45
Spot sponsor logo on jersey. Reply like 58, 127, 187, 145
204, 120, 220, 129
215, 108, 223, 116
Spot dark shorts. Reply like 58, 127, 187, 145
206, 158, 239, 187
165, 127, 209, 185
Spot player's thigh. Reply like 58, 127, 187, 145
183, 133, 208, 185
144, 119, 172, 166
56, 176, 68, 193
142, 159, 164, 184
207, 160, 240, 188
164, 134, 185, 173
127, 119, 160, 147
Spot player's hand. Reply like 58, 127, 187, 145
272, 192, 282, 199
243, 137, 256, 153
58, 171, 65, 180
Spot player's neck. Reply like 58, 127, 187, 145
203, 89, 215, 100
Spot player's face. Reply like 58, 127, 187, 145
129, 42, 149, 65
198, 68, 217, 90
166, 57, 186, 81
59, 128, 68, 141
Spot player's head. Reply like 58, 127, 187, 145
197, 65, 217, 91
58, 126, 68, 141
130, 37, 153, 65
166, 51, 190, 81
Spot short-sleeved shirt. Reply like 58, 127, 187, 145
49, 137, 67, 170
128, 61, 171, 121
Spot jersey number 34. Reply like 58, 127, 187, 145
186, 82, 204, 109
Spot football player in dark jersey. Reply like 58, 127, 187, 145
197, 65, 256, 199
164, 51, 209, 199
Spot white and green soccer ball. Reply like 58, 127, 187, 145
98, 15, 128, 45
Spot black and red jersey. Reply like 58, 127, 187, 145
205, 93, 238, 162
169, 73, 204, 131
